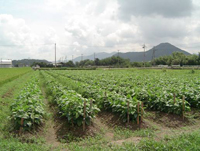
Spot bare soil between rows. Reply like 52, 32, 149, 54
15, 108, 200, 149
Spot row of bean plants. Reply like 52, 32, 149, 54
10, 75, 45, 130
51, 70, 195, 115
41, 71, 100, 126
44, 71, 141, 122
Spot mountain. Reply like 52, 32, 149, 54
73, 52, 116, 62
12, 59, 50, 67
114, 43, 191, 62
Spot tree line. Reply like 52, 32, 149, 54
31, 52, 200, 68
152, 52, 200, 66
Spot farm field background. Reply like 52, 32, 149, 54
0, 68, 200, 151
0, 68, 31, 86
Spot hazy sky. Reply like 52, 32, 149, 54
0, 0, 200, 60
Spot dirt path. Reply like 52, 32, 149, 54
44, 115, 61, 148
155, 121, 200, 140
110, 137, 142, 146
94, 115, 142, 146
1, 88, 14, 99
145, 118, 200, 141
40, 85, 61, 149
93, 116, 114, 140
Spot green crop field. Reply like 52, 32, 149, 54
0, 68, 200, 151
0, 68, 32, 86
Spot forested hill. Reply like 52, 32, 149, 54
12, 59, 50, 67
74, 52, 116, 62
114, 43, 191, 62
73, 43, 191, 62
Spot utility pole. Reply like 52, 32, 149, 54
94, 53, 95, 61
198, 52, 200, 65
72, 55, 73, 62
65, 56, 67, 63
118, 50, 119, 68
55, 43, 56, 68
81, 54, 83, 62
151, 47, 156, 66
142, 44, 146, 68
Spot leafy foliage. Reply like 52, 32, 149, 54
44, 71, 141, 122
153, 52, 200, 66
10, 78, 45, 130
42, 72, 100, 126
48, 69, 200, 115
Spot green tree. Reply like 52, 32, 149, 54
94, 58, 100, 66
66, 61, 75, 67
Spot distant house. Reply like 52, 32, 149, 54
36, 65, 40, 69
32, 65, 40, 70
52, 63, 62, 67
0, 60, 12, 68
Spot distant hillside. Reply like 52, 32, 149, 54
74, 52, 116, 62
114, 43, 191, 62
13, 59, 50, 67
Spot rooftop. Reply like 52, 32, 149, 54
0, 60, 12, 65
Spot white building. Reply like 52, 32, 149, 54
0, 60, 12, 68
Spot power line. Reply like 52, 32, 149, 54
0, 44, 54, 46
118, 50, 119, 67
81, 54, 83, 62
55, 43, 56, 68
151, 46, 156, 66
65, 56, 67, 63
142, 44, 146, 68
1, 42, 200, 50
0, 43, 144, 50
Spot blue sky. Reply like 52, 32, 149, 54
0, 0, 200, 60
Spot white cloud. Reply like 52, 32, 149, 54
0, 14, 32, 45
0, 14, 59, 60
117, 0, 194, 21
0, 0, 200, 60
